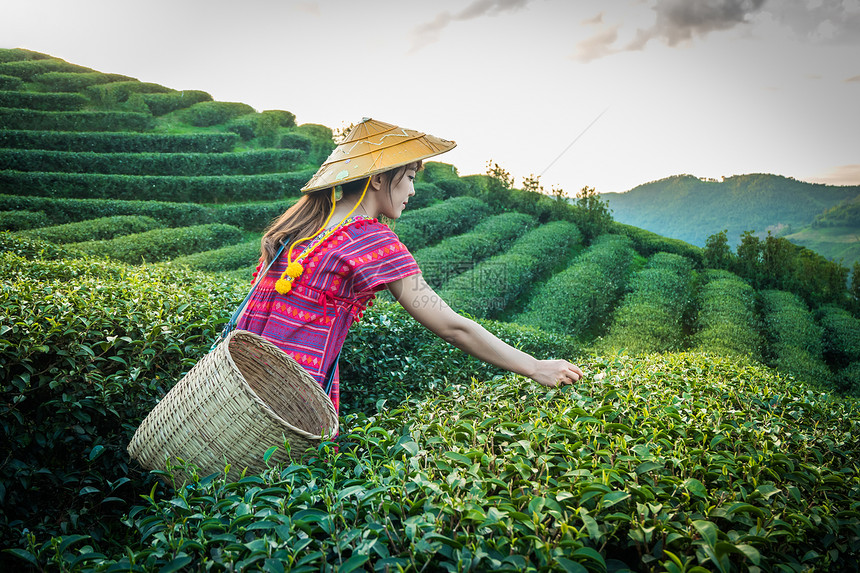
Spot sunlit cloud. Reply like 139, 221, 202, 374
411, 0, 530, 52
574, 0, 767, 62
806, 164, 860, 186
572, 0, 860, 63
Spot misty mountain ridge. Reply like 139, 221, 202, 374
601, 173, 860, 263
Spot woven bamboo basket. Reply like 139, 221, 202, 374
128, 329, 338, 481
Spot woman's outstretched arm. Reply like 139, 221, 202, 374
387, 274, 583, 387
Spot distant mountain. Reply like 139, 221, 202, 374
601, 173, 860, 247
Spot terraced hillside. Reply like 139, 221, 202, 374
2, 48, 860, 572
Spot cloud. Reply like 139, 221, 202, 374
574, 0, 768, 62
847, 75, 860, 82
766, 0, 860, 44
411, 0, 530, 52
629, 0, 768, 48
806, 164, 860, 186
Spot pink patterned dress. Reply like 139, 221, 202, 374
237, 216, 420, 413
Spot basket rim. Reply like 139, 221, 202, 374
224, 329, 339, 442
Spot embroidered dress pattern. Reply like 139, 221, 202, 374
237, 217, 420, 413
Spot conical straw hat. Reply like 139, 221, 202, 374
300, 118, 456, 193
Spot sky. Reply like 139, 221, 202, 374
3, 0, 859, 195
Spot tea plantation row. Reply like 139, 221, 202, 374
2, 237, 858, 570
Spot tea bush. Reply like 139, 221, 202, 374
210, 199, 296, 232
0, 90, 88, 111
440, 221, 583, 319
33, 71, 136, 92
0, 108, 152, 131
167, 239, 261, 272
0, 210, 50, 231
759, 289, 833, 388
19, 215, 164, 244
597, 252, 695, 354
0, 58, 93, 81
69, 223, 244, 264
0, 129, 240, 153
177, 101, 256, 127
0, 194, 211, 227
395, 197, 491, 251
818, 304, 860, 369
340, 300, 581, 415
0, 74, 24, 90
515, 234, 636, 338
692, 272, 763, 360
413, 212, 537, 288
418, 161, 459, 183
0, 170, 314, 203
408, 182, 444, 210
84, 80, 174, 104
284, 123, 336, 165
140, 90, 213, 116
0, 230, 87, 261
0, 148, 305, 176
0, 246, 247, 558
15, 350, 860, 572
0, 48, 53, 63
609, 221, 704, 266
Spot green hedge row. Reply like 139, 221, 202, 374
175, 101, 256, 127
33, 71, 136, 92
0, 48, 54, 64
0, 169, 315, 203
408, 182, 444, 210
598, 252, 695, 355
19, 215, 165, 244
0, 129, 240, 153
0, 194, 295, 231
515, 234, 636, 338
226, 110, 298, 143
0, 107, 152, 131
209, 199, 296, 232
0, 210, 50, 231
140, 91, 213, 116
609, 221, 703, 266
0, 90, 88, 111
70, 223, 244, 264
395, 196, 491, 251
817, 305, 860, 395
439, 221, 583, 319
0, 148, 306, 176
413, 212, 537, 288
818, 305, 860, 367
692, 272, 763, 360
84, 80, 174, 103
0, 74, 24, 90
167, 239, 261, 272
759, 289, 833, 387
0, 194, 209, 227
0, 58, 94, 81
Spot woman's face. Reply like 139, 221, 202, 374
378, 167, 417, 219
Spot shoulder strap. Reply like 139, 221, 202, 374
211, 242, 286, 350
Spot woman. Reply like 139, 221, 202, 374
238, 118, 583, 413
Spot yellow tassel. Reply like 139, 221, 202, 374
275, 278, 292, 295
286, 261, 304, 278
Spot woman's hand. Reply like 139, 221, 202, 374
529, 359, 584, 388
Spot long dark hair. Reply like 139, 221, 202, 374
259, 161, 421, 267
